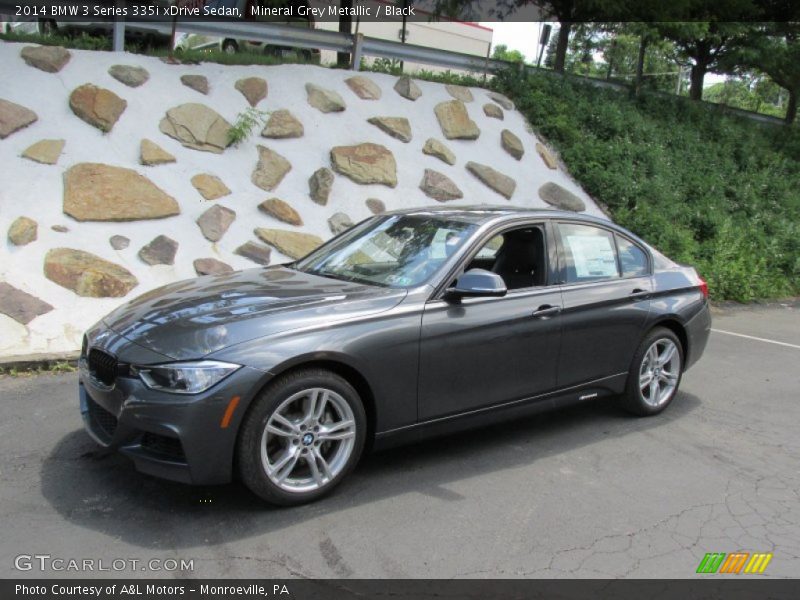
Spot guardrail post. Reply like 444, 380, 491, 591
112, 0, 125, 52
351, 33, 364, 71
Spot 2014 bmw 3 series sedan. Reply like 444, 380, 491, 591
79, 207, 711, 505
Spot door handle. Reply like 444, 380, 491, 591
629, 288, 651, 300
532, 304, 561, 318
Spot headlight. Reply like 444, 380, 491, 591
131, 360, 241, 395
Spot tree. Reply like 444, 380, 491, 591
655, 21, 754, 101
732, 23, 800, 124
492, 44, 525, 63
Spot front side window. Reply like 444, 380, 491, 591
616, 235, 650, 278
557, 223, 620, 284
295, 215, 477, 288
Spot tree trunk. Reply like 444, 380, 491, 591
786, 88, 798, 125
689, 63, 706, 101
633, 35, 648, 96
553, 22, 572, 74
336, 0, 353, 68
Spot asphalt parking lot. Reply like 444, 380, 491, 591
1, 302, 798, 579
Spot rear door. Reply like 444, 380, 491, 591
554, 222, 652, 387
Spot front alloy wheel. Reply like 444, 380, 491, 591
261, 388, 356, 493
238, 369, 366, 505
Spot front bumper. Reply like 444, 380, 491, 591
79, 360, 267, 485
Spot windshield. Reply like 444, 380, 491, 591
295, 215, 478, 288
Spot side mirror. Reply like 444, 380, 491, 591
445, 269, 507, 300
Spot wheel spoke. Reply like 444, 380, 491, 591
306, 451, 323, 485
640, 371, 653, 388
312, 390, 329, 422
313, 448, 333, 481
318, 419, 355, 441
272, 413, 300, 435
660, 370, 678, 384
647, 345, 658, 368
658, 343, 676, 367
649, 378, 660, 402
271, 449, 300, 483
266, 423, 294, 438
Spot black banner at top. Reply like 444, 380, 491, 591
0, 0, 798, 23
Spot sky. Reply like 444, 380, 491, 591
482, 22, 727, 87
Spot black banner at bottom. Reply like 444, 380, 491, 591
3, 579, 800, 600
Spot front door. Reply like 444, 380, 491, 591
418, 223, 562, 421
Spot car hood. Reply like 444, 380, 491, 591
101, 266, 407, 361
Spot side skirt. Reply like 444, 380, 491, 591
373, 372, 628, 451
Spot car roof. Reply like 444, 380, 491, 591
383, 205, 613, 227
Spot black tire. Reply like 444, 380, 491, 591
237, 368, 366, 506
221, 39, 238, 54
621, 327, 684, 416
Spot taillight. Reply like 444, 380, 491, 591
698, 277, 709, 299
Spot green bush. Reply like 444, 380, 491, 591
493, 69, 800, 302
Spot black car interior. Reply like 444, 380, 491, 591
466, 227, 547, 290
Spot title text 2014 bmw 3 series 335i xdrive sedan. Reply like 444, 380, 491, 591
79, 207, 711, 505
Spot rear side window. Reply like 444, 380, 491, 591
557, 223, 619, 283
616, 235, 649, 277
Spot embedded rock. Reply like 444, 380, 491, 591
305, 83, 345, 113
159, 103, 231, 154
51, 225, 69, 233
251, 146, 291, 192
140, 139, 175, 166
44, 248, 138, 297
488, 91, 514, 110
434, 100, 480, 140
255, 228, 324, 260
422, 138, 456, 165
108, 64, 149, 87
419, 169, 463, 202
501, 129, 524, 160
109, 235, 130, 250
536, 142, 558, 170
0, 99, 37, 139
483, 103, 504, 120
8, 216, 38, 246
21, 139, 64, 165
367, 116, 412, 143
20, 45, 70, 73
194, 258, 234, 276
235, 77, 267, 107
538, 182, 586, 212
366, 198, 386, 214
181, 74, 209, 95
259, 198, 303, 226
69, 84, 127, 132
261, 109, 303, 139
191, 173, 230, 200
330, 143, 397, 187
345, 75, 381, 100
235, 241, 271, 265
63, 163, 179, 221
138, 235, 178, 265
466, 161, 516, 199
394, 76, 421, 101
328, 212, 353, 235
308, 168, 334, 205
0, 283, 54, 325
196, 205, 236, 242
446, 84, 473, 102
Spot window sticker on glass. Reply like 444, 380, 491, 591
566, 234, 618, 278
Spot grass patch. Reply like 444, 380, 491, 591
492, 68, 799, 302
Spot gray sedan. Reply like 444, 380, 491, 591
79, 207, 711, 505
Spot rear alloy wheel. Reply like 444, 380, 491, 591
221, 40, 238, 54
238, 369, 365, 505
622, 327, 683, 416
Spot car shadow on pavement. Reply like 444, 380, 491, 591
40, 392, 701, 549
